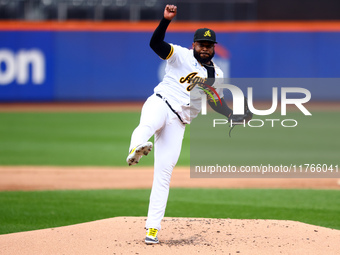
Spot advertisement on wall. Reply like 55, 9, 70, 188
0, 27, 339, 102
0, 32, 54, 101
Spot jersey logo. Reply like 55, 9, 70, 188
180, 72, 222, 105
204, 30, 212, 37
180, 72, 206, 91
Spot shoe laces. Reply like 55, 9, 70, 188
147, 228, 158, 238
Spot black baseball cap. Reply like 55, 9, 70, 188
193, 28, 217, 43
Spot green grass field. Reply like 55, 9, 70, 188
0, 188, 339, 234
0, 111, 339, 166
0, 111, 339, 235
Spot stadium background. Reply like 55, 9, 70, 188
0, 0, 339, 238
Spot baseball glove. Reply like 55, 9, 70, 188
228, 97, 253, 137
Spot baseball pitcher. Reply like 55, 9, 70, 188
126, 4, 252, 244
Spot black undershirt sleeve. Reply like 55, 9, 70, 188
208, 98, 233, 118
202, 63, 215, 86
203, 63, 233, 118
150, 18, 172, 60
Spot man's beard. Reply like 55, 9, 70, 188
193, 49, 215, 64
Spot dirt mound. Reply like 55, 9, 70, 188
1, 217, 339, 255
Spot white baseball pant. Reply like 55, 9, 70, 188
129, 93, 185, 230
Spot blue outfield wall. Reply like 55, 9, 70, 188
0, 30, 340, 101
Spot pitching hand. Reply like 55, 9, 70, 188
164, 4, 177, 20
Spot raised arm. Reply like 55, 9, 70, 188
150, 5, 177, 60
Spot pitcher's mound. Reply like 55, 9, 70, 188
1, 217, 339, 255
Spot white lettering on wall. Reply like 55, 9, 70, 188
0, 49, 45, 85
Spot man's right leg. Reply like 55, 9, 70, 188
127, 94, 168, 165
145, 116, 185, 243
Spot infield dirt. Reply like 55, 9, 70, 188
1, 166, 339, 191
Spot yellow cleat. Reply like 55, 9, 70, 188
145, 228, 159, 244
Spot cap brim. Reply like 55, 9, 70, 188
194, 39, 217, 43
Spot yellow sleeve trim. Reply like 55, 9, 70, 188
165, 45, 174, 60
